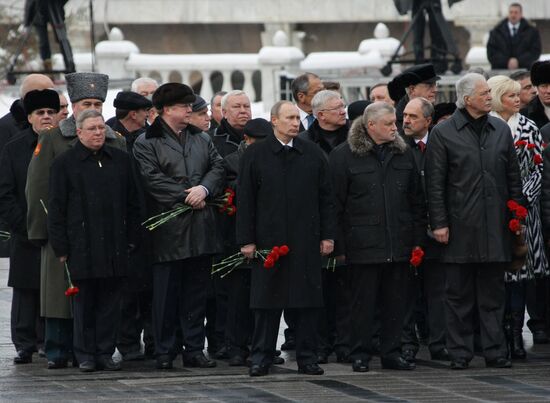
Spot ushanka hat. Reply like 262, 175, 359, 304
65, 72, 109, 103
388, 63, 440, 102
530, 61, 550, 86
23, 89, 60, 114
113, 91, 152, 110
152, 83, 196, 110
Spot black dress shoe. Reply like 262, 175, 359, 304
214, 345, 229, 359
532, 330, 549, 344
79, 361, 96, 372
228, 355, 247, 367
352, 359, 369, 372
155, 354, 173, 369
280, 339, 296, 351
381, 356, 416, 370
123, 350, 145, 361
273, 356, 285, 365
97, 357, 121, 371
430, 348, 450, 361
249, 364, 269, 376
13, 351, 32, 364
486, 357, 512, 368
298, 363, 324, 375
47, 359, 68, 369
450, 359, 469, 370
183, 353, 217, 368
275, 349, 282, 357
402, 349, 417, 363
317, 352, 328, 364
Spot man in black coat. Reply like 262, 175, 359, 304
48, 109, 140, 372
109, 91, 155, 361
0, 89, 59, 365
400, 97, 449, 363
330, 102, 426, 373
212, 90, 252, 158
426, 73, 524, 369
387, 64, 440, 136
133, 83, 225, 370
486, 3, 541, 70
0, 74, 54, 258
222, 118, 271, 367
237, 100, 335, 377
298, 89, 351, 363
291, 73, 325, 133
521, 61, 550, 130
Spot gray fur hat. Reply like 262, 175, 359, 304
65, 72, 109, 103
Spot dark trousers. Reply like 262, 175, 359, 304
349, 263, 410, 362
11, 288, 44, 354
252, 308, 319, 367
402, 260, 446, 355
117, 287, 154, 356
206, 274, 228, 351
445, 263, 506, 362
283, 310, 296, 343
412, 0, 447, 67
152, 257, 210, 359
73, 278, 122, 363
225, 269, 253, 358
45, 317, 73, 362
526, 278, 548, 333
317, 266, 351, 357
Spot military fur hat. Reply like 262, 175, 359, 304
113, 91, 152, 110
152, 83, 196, 110
23, 89, 60, 114
65, 72, 109, 103
531, 61, 550, 86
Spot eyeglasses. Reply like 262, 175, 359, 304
319, 104, 346, 112
33, 109, 57, 116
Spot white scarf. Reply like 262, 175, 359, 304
490, 111, 520, 138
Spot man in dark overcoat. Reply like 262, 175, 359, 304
48, 110, 139, 372
133, 83, 225, 370
237, 100, 335, 377
329, 102, 426, 373
298, 89, 351, 363
425, 73, 524, 369
0, 89, 59, 364
520, 61, 550, 130
109, 91, 155, 361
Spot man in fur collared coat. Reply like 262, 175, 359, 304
329, 102, 426, 373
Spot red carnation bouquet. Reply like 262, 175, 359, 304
507, 200, 527, 234
212, 244, 290, 277
409, 246, 425, 275
142, 188, 237, 231
64, 262, 79, 297
514, 141, 543, 177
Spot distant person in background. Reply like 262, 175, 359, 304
322, 81, 341, 94
190, 96, 211, 132
369, 83, 394, 106
487, 3, 541, 70
131, 77, 159, 125
208, 91, 227, 136
55, 91, 69, 124
291, 73, 325, 132
521, 61, 550, 130
510, 70, 538, 110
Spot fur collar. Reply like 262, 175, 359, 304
347, 117, 408, 157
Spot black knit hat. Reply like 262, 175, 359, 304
23, 89, 60, 114
531, 61, 550, 86
347, 100, 371, 121
152, 83, 196, 110
243, 118, 272, 138
192, 95, 208, 112
113, 91, 152, 110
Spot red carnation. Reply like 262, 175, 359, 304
543, 143, 548, 149
64, 286, 79, 297
409, 247, 425, 268
272, 246, 280, 255
515, 205, 528, 220
279, 245, 290, 256
410, 256, 422, 267
226, 205, 237, 216
515, 140, 527, 148
263, 257, 275, 269
507, 200, 520, 211
527, 143, 536, 150
534, 154, 543, 165
269, 251, 280, 261
509, 218, 521, 233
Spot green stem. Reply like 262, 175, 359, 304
64, 262, 74, 288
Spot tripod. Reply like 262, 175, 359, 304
382, 0, 462, 76
6, 0, 75, 84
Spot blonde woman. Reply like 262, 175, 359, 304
488, 75, 548, 359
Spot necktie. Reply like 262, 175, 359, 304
417, 140, 426, 153
512, 26, 517, 37
306, 114, 315, 128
